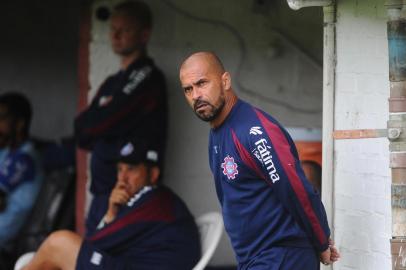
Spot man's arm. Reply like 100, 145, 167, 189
96, 182, 131, 229
0, 151, 40, 246
0, 153, 35, 193
0, 181, 40, 246
247, 109, 341, 262
87, 190, 175, 251
74, 70, 166, 149
320, 238, 340, 265
241, 109, 332, 253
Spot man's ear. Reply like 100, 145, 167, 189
16, 119, 25, 135
141, 29, 151, 45
221, 72, 232, 91
150, 166, 160, 185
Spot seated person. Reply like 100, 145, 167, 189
22, 139, 201, 270
0, 92, 43, 248
301, 160, 322, 193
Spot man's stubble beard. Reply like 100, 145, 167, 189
113, 42, 144, 58
0, 135, 9, 148
193, 94, 225, 122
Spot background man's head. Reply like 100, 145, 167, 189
179, 51, 231, 122
301, 160, 322, 193
110, 1, 153, 57
117, 140, 160, 196
0, 92, 32, 148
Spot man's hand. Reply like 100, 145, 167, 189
320, 247, 331, 265
329, 238, 340, 263
104, 182, 131, 223
320, 238, 340, 266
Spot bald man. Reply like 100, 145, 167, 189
179, 52, 339, 270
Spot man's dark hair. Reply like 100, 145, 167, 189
113, 1, 153, 30
0, 92, 32, 137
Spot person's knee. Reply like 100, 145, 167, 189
45, 230, 79, 251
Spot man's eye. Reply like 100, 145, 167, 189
128, 165, 137, 170
184, 87, 192, 94
197, 81, 206, 87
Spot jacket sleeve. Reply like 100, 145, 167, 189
0, 153, 35, 193
74, 70, 166, 150
86, 191, 174, 253
236, 109, 330, 252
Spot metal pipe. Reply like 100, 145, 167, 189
287, 1, 336, 269
320, 5, 336, 270
287, 0, 333, 10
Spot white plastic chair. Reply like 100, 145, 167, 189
193, 212, 224, 270
14, 251, 36, 270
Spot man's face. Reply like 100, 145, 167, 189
109, 14, 147, 56
0, 105, 12, 148
117, 162, 151, 197
180, 61, 225, 122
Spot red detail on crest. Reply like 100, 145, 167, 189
221, 155, 238, 180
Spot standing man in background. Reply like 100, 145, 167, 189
179, 51, 339, 269
75, 0, 168, 235
0, 92, 43, 248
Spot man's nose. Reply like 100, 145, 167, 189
118, 171, 128, 182
111, 30, 121, 40
191, 88, 202, 101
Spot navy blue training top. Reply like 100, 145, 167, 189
209, 99, 330, 264
75, 56, 168, 195
77, 186, 201, 270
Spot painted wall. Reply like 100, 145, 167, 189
334, 1, 391, 269
0, 1, 80, 140
89, 0, 324, 265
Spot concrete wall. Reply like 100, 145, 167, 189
0, 1, 80, 140
89, 0, 324, 265
334, 1, 391, 269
